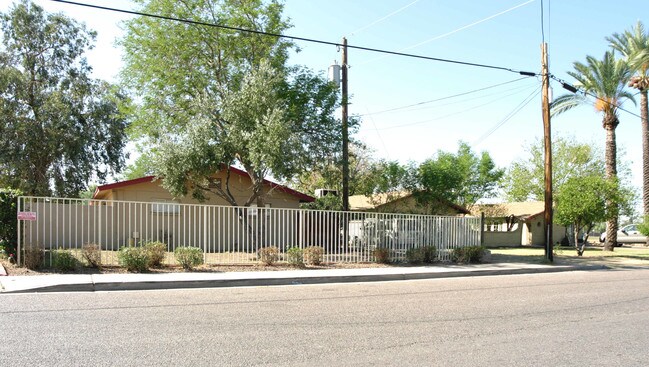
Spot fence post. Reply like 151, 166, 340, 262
16, 196, 22, 266
480, 212, 485, 246
299, 210, 304, 249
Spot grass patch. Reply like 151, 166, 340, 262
490, 246, 649, 263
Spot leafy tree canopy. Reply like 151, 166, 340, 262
152, 61, 344, 206
0, 0, 129, 196
410, 142, 504, 209
121, 0, 349, 206
502, 136, 606, 202
555, 175, 633, 254
299, 141, 503, 211
120, 0, 294, 139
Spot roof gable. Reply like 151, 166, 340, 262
93, 167, 314, 203
470, 201, 545, 219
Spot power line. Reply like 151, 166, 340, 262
473, 86, 542, 146
400, 0, 535, 53
405, 81, 540, 113
349, 0, 422, 36
48, 0, 537, 76
359, 77, 530, 117
373, 82, 540, 130
359, 0, 536, 66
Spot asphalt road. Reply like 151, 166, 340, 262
2, 269, 649, 366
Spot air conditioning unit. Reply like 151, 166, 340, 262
315, 189, 338, 198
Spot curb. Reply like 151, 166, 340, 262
0, 264, 606, 294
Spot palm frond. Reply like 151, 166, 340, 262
608, 21, 649, 77
550, 94, 586, 117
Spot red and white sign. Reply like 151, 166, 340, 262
17, 212, 37, 221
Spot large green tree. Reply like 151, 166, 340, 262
555, 175, 630, 256
608, 22, 649, 244
120, 0, 292, 138
503, 136, 606, 201
121, 0, 345, 206
410, 142, 504, 209
551, 51, 635, 251
152, 61, 342, 206
0, 0, 129, 196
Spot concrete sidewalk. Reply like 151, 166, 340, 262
0, 262, 605, 294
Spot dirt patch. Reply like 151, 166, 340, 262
0, 259, 394, 276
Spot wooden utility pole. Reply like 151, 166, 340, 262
541, 42, 553, 262
342, 37, 350, 211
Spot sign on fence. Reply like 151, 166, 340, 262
17, 211, 37, 221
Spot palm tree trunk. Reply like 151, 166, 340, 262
641, 90, 649, 246
604, 119, 618, 251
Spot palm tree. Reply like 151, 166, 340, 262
608, 22, 649, 242
551, 51, 635, 251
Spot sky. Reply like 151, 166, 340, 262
2, 0, 649, 204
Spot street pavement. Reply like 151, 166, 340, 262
0, 261, 608, 293
4, 269, 649, 366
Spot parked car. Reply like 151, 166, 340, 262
599, 224, 647, 245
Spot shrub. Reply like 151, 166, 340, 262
257, 246, 279, 266
144, 241, 166, 267
52, 249, 78, 271
0, 240, 7, 259
451, 246, 486, 264
23, 247, 44, 270
0, 189, 22, 258
372, 247, 391, 264
286, 247, 304, 267
174, 247, 203, 270
304, 246, 324, 265
118, 246, 149, 272
407, 245, 438, 264
82, 243, 102, 268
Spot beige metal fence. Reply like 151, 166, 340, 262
17, 196, 481, 265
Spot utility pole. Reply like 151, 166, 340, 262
541, 42, 553, 262
341, 37, 350, 212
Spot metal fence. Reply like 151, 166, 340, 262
17, 196, 481, 265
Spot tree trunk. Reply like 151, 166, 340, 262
640, 90, 649, 246
573, 224, 584, 256
603, 116, 618, 251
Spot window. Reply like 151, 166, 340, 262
151, 199, 180, 214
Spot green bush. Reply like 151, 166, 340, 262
0, 189, 22, 258
23, 247, 44, 270
286, 247, 304, 267
406, 245, 438, 264
144, 241, 166, 267
174, 247, 203, 270
118, 246, 149, 272
304, 246, 324, 265
82, 243, 102, 268
52, 249, 78, 271
257, 246, 279, 266
451, 246, 486, 264
372, 247, 391, 264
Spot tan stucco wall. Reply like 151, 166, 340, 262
482, 226, 523, 248
526, 216, 566, 245
107, 173, 303, 209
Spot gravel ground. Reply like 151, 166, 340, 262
0, 259, 394, 276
